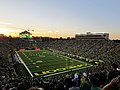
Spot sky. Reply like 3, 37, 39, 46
0, 0, 120, 39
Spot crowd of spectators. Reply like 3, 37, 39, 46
45, 39, 120, 72
0, 36, 120, 90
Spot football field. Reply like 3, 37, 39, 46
17, 50, 93, 77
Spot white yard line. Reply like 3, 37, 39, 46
43, 65, 93, 77
16, 50, 94, 77
22, 52, 31, 60
42, 51, 93, 77
51, 51, 92, 66
15, 51, 34, 77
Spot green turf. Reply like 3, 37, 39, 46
17, 50, 91, 77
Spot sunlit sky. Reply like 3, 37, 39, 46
0, 0, 120, 39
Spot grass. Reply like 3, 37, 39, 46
17, 50, 92, 77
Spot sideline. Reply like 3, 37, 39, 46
51, 50, 93, 66
15, 51, 33, 77
16, 50, 94, 77
43, 65, 93, 77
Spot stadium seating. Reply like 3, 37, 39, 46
0, 37, 120, 90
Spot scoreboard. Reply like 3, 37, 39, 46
20, 34, 32, 39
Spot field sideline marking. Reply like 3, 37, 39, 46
43, 65, 93, 77
18, 50, 93, 77
16, 51, 34, 77
42, 50, 93, 77
51, 51, 92, 66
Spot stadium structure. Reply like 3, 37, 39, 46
75, 32, 109, 40
0, 34, 6, 37
9, 31, 116, 78
0, 31, 120, 90
19, 30, 32, 39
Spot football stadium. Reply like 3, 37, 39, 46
1, 1, 120, 90
1, 34, 120, 90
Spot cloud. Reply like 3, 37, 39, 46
0, 22, 12, 25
